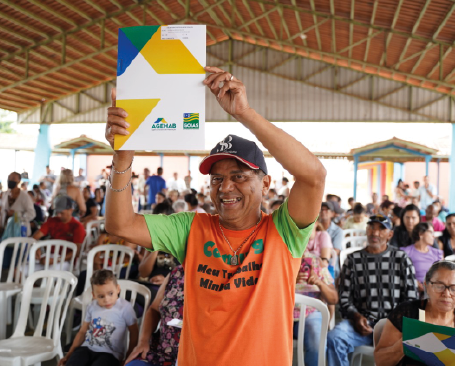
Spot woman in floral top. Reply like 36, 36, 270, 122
125, 265, 184, 366
294, 253, 338, 366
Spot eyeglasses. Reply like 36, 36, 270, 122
429, 281, 455, 295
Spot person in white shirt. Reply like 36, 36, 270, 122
166, 172, 186, 193
0, 172, 36, 237
278, 177, 290, 197
419, 175, 437, 210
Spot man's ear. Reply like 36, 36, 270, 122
262, 175, 271, 196
117, 284, 121, 296
387, 229, 394, 240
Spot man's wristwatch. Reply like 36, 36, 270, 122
321, 257, 329, 263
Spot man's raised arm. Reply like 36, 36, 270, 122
204, 66, 326, 228
104, 89, 153, 248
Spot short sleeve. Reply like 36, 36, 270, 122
319, 231, 333, 249
84, 303, 93, 323
73, 223, 86, 244
437, 248, 443, 261
39, 220, 50, 236
331, 227, 344, 251
143, 211, 196, 264
123, 301, 137, 327
272, 198, 316, 258
387, 300, 421, 333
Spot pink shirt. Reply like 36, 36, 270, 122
421, 216, 445, 232
305, 231, 333, 257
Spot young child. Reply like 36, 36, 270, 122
59, 269, 139, 366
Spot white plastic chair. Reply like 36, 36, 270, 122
86, 220, 103, 246
294, 294, 330, 366
73, 235, 91, 276
350, 318, 387, 366
14, 240, 77, 329
445, 254, 455, 261
343, 229, 366, 238
0, 237, 35, 339
339, 247, 363, 269
434, 231, 443, 238
0, 270, 77, 366
65, 244, 135, 345
341, 236, 367, 251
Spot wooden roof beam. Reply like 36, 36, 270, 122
277, 6, 291, 41
193, 0, 227, 20
290, 0, 305, 46
0, 0, 148, 63
156, 0, 181, 20
251, 0, 453, 48
26, 0, 115, 52
413, 95, 447, 112
288, 18, 329, 43
198, 0, 234, 39
257, 3, 279, 41
393, 0, 432, 74
240, 0, 267, 42
239, 5, 278, 32
427, 45, 453, 79
0, 44, 117, 94
3, 1, 117, 72
229, 60, 438, 121
380, 0, 404, 66
412, 3, 455, 79
363, 0, 378, 67
339, 30, 382, 54
348, 0, 355, 67
392, 44, 438, 69
192, 21, 455, 92
309, 0, 322, 51
330, 0, 336, 55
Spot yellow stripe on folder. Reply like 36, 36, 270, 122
114, 99, 160, 150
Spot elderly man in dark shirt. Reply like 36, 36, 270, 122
327, 215, 417, 366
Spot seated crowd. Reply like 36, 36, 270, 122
1, 167, 455, 366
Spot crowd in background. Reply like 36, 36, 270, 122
1, 164, 455, 366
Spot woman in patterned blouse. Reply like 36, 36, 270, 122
125, 265, 184, 366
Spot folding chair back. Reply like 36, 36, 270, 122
0, 237, 35, 285
85, 244, 135, 291
341, 235, 367, 251
343, 229, 366, 238
294, 294, 329, 366
12, 270, 77, 348
28, 240, 78, 275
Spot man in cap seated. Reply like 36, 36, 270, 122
32, 196, 86, 271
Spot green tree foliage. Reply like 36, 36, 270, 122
0, 109, 16, 133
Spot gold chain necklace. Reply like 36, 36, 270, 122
219, 217, 261, 265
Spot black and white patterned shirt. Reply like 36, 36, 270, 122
339, 246, 418, 323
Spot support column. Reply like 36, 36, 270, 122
159, 153, 164, 168
425, 155, 431, 176
70, 149, 76, 172
437, 159, 441, 196
31, 124, 52, 185
353, 156, 359, 200
449, 124, 455, 212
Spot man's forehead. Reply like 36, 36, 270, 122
210, 159, 254, 174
